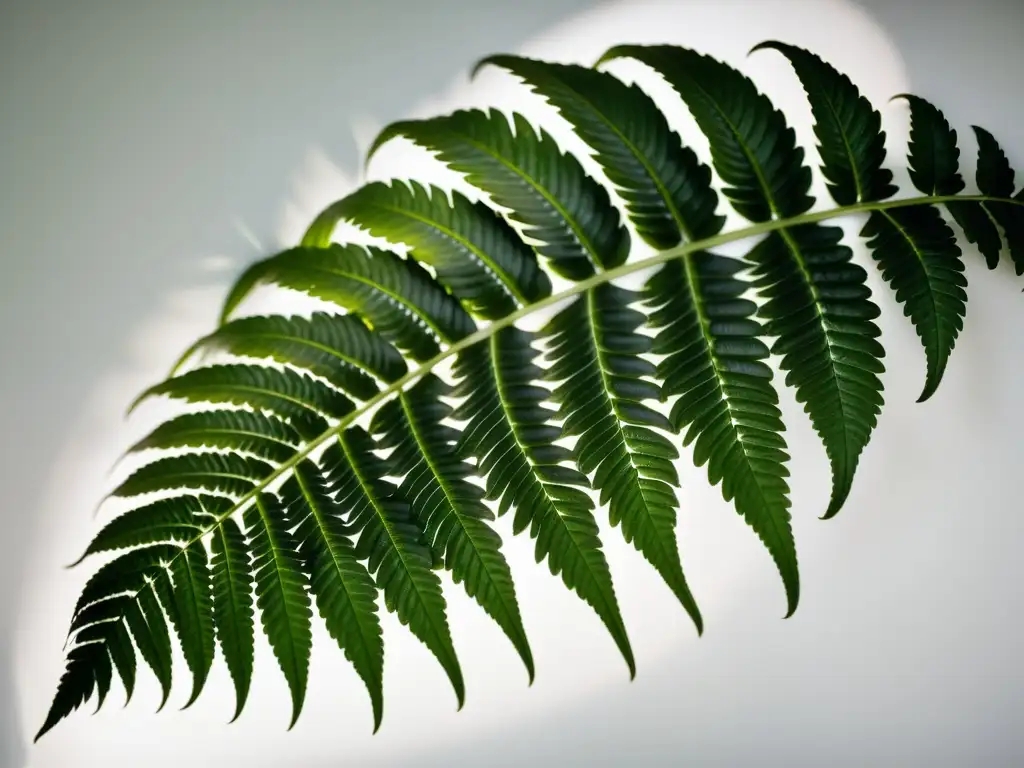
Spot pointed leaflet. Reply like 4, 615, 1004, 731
453, 327, 634, 675
244, 493, 313, 730
72, 544, 181, 618
473, 55, 724, 247
73, 494, 222, 565
132, 364, 353, 426
862, 206, 966, 402
896, 95, 1011, 271
646, 255, 798, 614
210, 516, 255, 722
867, 96, 969, 400
546, 284, 702, 633
285, 461, 384, 731
109, 452, 273, 500
973, 126, 1024, 274
220, 245, 474, 361
128, 410, 300, 464
35, 642, 105, 741
603, 45, 884, 518
749, 225, 884, 519
372, 375, 533, 681
163, 541, 215, 708
752, 41, 896, 205
306, 180, 551, 319
175, 312, 407, 399
327, 427, 464, 708
91, 617, 136, 705
370, 108, 628, 278
127, 585, 174, 710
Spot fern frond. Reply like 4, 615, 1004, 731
307, 180, 552, 318
372, 374, 533, 681
452, 327, 634, 674
245, 493, 313, 730
862, 206, 966, 402
646, 255, 797, 613
286, 460, 384, 730
132, 363, 354, 427
175, 312, 408, 398
209, 517, 254, 722
546, 285, 702, 632
40, 37, 1024, 742
327, 427, 465, 709
127, 410, 301, 463
370, 108, 628, 277
221, 244, 476, 360
475, 55, 724, 246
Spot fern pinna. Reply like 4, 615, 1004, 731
37, 41, 1024, 740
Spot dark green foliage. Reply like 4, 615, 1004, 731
40, 38, 1024, 743
371, 374, 534, 680
862, 206, 966, 402
371, 108, 630, 277
545, 285, 702, 632
646, 255, 797, 613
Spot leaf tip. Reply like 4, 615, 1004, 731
747, 39, 784, 57
469, 54, 507, 81
593, 45, 632, 70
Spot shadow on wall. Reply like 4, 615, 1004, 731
6, 0, 1024, 766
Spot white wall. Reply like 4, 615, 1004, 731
3, 1, 1024, 766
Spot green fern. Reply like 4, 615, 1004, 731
37, 39, 1024, 741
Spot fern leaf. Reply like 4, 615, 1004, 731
35, 642, 105, 742
546, 285, 702, 633
72, 544, 181, 617
132, 364, 353, 427
894, 95, 1003, 268
473, 55, 724, 246
109, 453, 273, 500
599, 45, 812, 221
751, 225, 884, 518
286, 461, 384, 731
310, 181, 551, 318
210, 516, 255, 722
126, 585, 174, 709
73, 495, 222, 565
647, 255, 797, 614
371, 108, 629, 277
176, 312, 407, 399
328, 427, 465, 708
163, 541, 215, 708
128, 410, 301, 463
372, 375, 533, 681
245, 493, 313, 730
896, 94, 966, 197
752, 41, 896, 205
97, 617, 136, 706
453, 327, 635, 674
220, 244, 475, 360
862, 206, 967, 402
973, 126, 1024, 273
604, 45, 884, 518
